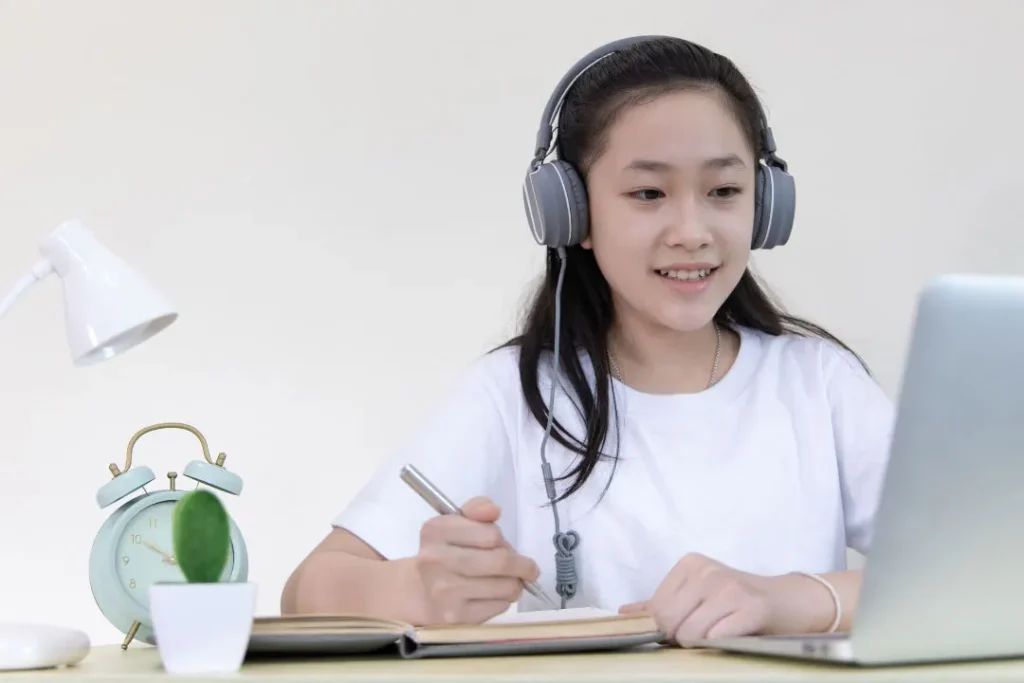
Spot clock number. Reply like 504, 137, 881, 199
129, 579, 136, 589
122, 555, 129, 565
149, 517, 158, 528
131, 534, 142, 544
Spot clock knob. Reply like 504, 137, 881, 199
182, 457, 243, 495
96, 465, 156, 508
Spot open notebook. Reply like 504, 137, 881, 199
248, 607, 665, 659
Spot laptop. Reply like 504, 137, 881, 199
687, 273, 1024, 666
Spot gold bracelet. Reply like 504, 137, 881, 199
795, 571, 842, 633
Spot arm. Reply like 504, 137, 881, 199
281, 527, 431, 625
734, 341, 891, 636
280, 350, 519, 624
777, 340, 895, 634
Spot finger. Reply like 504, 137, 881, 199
461, 496, 502, 523
705, 609, 763, 640
652, 565, 691, 607
651, 561, 692, 610
421, 573, 522, 621
652, 586, 704, 640
672, 599, 733, 643
458, 576, 525, 603
618, 601, 648, 614
422, 515, 504, 549
445, 545, 539, 580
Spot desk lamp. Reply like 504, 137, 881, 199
0, 219, 178, 670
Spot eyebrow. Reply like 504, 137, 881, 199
624, 154, 747, 173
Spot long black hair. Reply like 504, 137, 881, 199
501, 37, 863, 504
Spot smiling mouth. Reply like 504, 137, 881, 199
655, 267, 719, 282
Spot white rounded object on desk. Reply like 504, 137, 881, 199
0, 623, 90, 670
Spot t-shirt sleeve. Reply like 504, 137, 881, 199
822, 341, 896, 556
330, 350, 519, 561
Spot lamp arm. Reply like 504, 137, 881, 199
0, 259, 54, 322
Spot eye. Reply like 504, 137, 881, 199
710, 186, 742, 199
629, 188, 665, 202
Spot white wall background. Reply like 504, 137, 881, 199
1, 0, 1022, 646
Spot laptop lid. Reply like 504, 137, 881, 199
850, 273, 1024, 665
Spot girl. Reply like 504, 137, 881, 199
281, 35, 893, 644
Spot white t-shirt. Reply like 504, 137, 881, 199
332, 325, 894, 613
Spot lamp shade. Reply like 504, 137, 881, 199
37, 219, 178, 366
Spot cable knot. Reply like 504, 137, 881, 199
552, 530, 579, 602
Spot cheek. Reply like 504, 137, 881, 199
587, 209, 651, 281
715, 220, 752, 276
591, 232, 644, 287
710, 204, 755, 270
718, 196, 756, 241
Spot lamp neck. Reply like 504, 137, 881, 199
0, 259, 54, 322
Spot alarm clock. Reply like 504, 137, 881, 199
89, 422, 248, 649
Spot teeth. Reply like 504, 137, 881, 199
658, 268, 713, 281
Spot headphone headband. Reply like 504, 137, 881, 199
532, 35, 672, 162
531, 35, 786, 170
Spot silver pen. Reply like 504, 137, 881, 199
400, 463, 560, 610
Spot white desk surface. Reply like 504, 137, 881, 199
6, 644, 1024, 682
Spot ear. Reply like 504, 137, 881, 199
581, 235, 593, 250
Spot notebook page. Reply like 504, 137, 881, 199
485, 606, 617, 625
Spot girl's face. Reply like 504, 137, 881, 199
582, 89, 756, 336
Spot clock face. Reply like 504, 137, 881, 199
114, 500, 234, 608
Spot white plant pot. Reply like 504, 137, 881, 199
150, 582, 256, 674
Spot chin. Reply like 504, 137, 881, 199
648, 305, 721, 334
650, 293, 730, 334
661, 316, 718, 334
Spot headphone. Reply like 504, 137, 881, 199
522, 36, 797, 610
522, 35, 796, 251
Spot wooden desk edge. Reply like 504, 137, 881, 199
11, 642, 1024, 681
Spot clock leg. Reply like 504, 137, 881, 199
121, 621, 141, 650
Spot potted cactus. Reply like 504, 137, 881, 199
149, 490, 256, 673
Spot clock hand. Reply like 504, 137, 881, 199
143, 540, 178, 564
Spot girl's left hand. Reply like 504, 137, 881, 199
618, 553, 808, 644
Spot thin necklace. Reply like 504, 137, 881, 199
608, 322, 722, 389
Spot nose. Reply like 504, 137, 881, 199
662, 195, 712, 251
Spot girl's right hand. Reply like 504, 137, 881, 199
415, 496, 540, 625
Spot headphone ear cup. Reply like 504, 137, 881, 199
523, 160, 589, 248
751, 161, 796, 250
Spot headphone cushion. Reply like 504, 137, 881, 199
751, 164, 768, 248
523, 160, 589, 248
751, 163, 796, 250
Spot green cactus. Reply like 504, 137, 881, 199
171, 489, 230, 583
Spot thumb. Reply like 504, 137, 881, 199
461, 496, 501, 523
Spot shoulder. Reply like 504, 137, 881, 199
455, 343, 524, 402
427, 343, 534, 428
328, 345, 528, 558
740, 323, 893, 439
734, 323, 892, 433
738, 324, 874, 390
